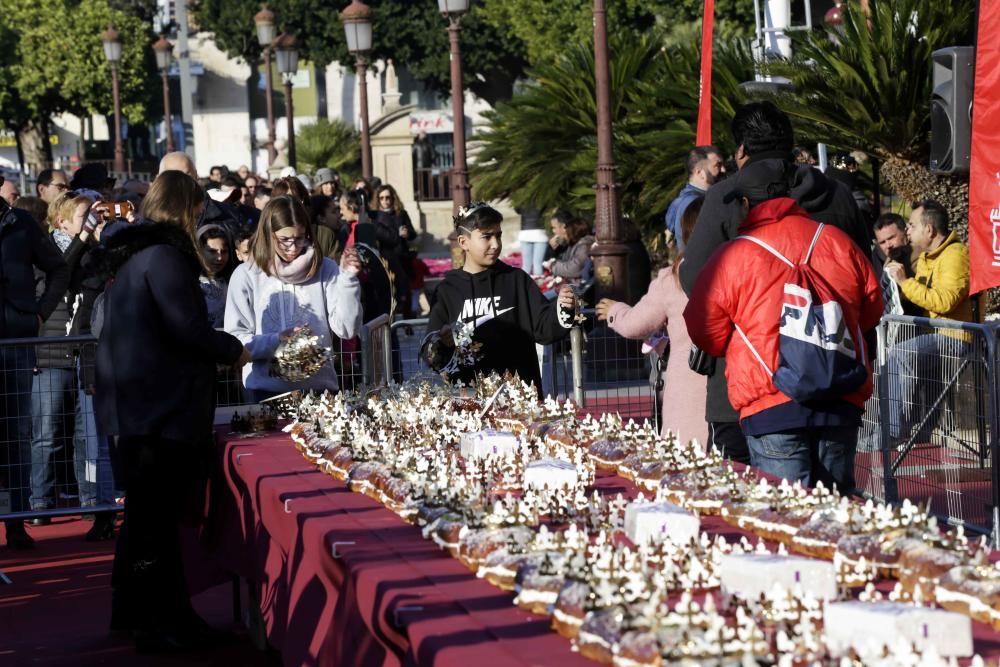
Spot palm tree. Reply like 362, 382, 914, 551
472, 27, 755, 244
768, 0, 974, 229
472, 31, 662, 219
627, 25, 756, 226
295, 118, 362, 178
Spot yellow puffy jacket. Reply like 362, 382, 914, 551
899, 232, 976, 322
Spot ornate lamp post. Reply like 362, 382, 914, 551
341, 1, 374, 180
152, 35, 175, 153
275, 32, 300, 170
590, 0, 629, 302
255, 6, 278, 165
438, 0, 471, 214
101, 26, 126, 175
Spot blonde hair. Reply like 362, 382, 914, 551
142, 170, 205, 235
252, 196, 321, 280
46, 192, 91, 232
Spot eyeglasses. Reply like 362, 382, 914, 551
274, 234, 309, 249
48, 183, 69, 192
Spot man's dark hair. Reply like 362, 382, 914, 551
686, 146, 722, 177
455, 202, 503, 235
222, 174, 244, 189
874, 212, 906, 234
36, 168, 61, 195
731, 101, 794, 157
210, 165, 227, 177
912, 199, 949, 236
254, 186, 271, 201
340, 190, 366, 215
235, 226, 255, 244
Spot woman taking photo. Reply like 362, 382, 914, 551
96, 170, 250, 651
225, 195, 363, 402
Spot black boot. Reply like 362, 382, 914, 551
5, 520, 34, 550
85, 511, 117, 542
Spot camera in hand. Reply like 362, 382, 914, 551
88, 200, 134, 226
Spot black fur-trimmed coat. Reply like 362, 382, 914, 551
95, 222, 243, 447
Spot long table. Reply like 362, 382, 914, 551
208, 429, 1000, 667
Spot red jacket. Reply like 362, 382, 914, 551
683, 198, 882, 421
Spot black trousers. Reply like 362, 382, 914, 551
111, 435, 206, 631
709, 421, 751, 465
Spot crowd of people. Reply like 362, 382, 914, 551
0, 154, 437, 649
597, 101, 976, 494
0, 99, 981, 651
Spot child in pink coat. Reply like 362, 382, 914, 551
596, 264, 708, 447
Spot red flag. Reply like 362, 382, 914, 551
696, 0, 715, 146
969, 0, 1000, 294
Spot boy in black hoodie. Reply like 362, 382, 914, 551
422, 203, 576, 394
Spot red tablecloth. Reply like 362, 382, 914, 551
208, 430, 1000, 667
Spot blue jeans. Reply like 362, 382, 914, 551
521, 241, 547, 276
75, 374, 114, 506
1, 346, 34, 513
30, 366, 113, 509
30, 367, 75, 509
882, 333, 969, 446
746, 424, 858, 490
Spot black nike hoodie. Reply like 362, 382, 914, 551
425, 261, 572, 393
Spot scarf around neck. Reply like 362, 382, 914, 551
271, 245, 316, 285
52, 229, 73, 253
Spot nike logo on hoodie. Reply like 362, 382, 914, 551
459, 296, 515, 327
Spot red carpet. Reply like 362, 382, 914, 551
0, 516, 271, 666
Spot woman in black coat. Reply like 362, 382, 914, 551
96, 170, 249, 651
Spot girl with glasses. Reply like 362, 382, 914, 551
225, 195, 363, 403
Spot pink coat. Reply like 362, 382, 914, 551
607, 267, 708, 447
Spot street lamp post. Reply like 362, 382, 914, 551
590, 0, 629, 302
152, 35, 175, 153
341, 1, 374, 181
438, 0, 471, 214
255, 6, 278, 166
101, 26, 126, 176
275, 33, 299, 170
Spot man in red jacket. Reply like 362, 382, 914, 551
684, 160, 882, 490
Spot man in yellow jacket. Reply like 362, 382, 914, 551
884, 200, 974, 322
881, 199, 974, 449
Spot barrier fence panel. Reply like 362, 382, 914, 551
548, 310, 657, 423
856, 314, 999, 539
391, 319, 432, 384
389, 313, 657, 423
0, 335, 118, 524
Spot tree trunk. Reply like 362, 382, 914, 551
881, 155, 969, 239
16, 120, 49, 174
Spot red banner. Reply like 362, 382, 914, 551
969, 0, 1000, 294
695, 0, 715, 146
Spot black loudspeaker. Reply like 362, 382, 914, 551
930, 46, 974, 175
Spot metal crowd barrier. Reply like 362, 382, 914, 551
0, 335, 118, 525
0, 318, 388, 528
856, 314, 1000, 541
381, 311, 657, 423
